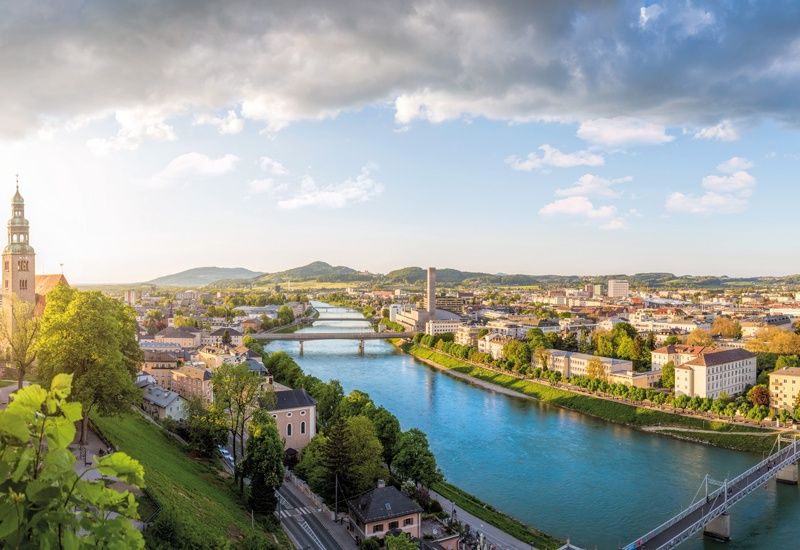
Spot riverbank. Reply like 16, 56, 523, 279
395, 341, 780, 454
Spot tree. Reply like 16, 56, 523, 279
711, 317, 742, 339
0, 374, 145, 548
277, 305, 295, 326
240, 410, 284, 514
337, 389, 376, 418
221, 329, 232, 346
663, 335, 681, 346
385, 533, 418, 550
660, 361, 676, 390
586, 357, 607, 381
746, 327, 800, 354
211, 362, 267, 487
592, 329, 615, 357
322, 416, 385, 508
392, 428, 442, 487
686, 328, 714, 346
36, 286, 142, 445
369, 406, 401, 469
0, 293, 40, 390
311, 379, 344, 431
503, 340, 531, 371
747, 384, 771, 407
183, 396, 228, 457
776, 355, 800, 370
295, 433, 329, 495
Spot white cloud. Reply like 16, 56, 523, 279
87, 108, 176, 154
506, 144, 604, 171
248, 178, 288, 194
278, 166, 384, 209
694, 120, 739, 141
600, 218, 627, 231
555, 173, 632, 197
538, 196, 617, 219
717, 156, 753, 173
258, 156, 289, 176
148, 152, 238, 187
665, 191, 748, 214
577, 117, 674, 147
639, 4, 665, 28
701, 171, 756, 193
193, 110, 244, 135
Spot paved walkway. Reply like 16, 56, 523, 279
0, 380, 27, 409
429, 489, 533, 550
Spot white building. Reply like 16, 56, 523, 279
477, 333, 510, 360
454, 325, 482, 348
388, 304, 402, 323
650, 344, 711, 371
425, 319, 463, 336
671, 348, 757, 399
485, 319, 527, 339
607, 279, 630, 299
538, 350, 632, 379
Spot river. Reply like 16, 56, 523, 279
266, 304, 800, 549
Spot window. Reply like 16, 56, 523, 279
403, 518, 414, 526
287, 412, 292, 417
301, 421, 306, 434
388, 521, 399, 530
372, 524, 384, 533
17, 260, 28, 272
19, 279, 27, 291
3, 261, 7, 271
287, 423, 292, 437
300, 410, 306, 415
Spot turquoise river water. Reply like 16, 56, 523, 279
265, 304, 800, 549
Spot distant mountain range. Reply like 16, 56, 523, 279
147, 267, 265, 287
148, 262, 800, 289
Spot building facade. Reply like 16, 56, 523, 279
673, 348, 757, 399
769, 368, 800, 413
607, 279, 630, 299
539, 350, 632, 379
266, 389, 316, 452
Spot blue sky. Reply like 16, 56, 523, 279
0, 1, 799, 283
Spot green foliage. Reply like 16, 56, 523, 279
660, 361, 676, 390
240, 411, 284, 514
747, 384, 770, 407
180, 397, 228, 458
393, 428, 442, 487
370, 406, 401, 468
0, 374, 145, 548
385, 533, 419, 550
36, 285, 143, 444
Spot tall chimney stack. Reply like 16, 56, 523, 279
426, 267, 436, 317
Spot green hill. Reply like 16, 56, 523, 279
148, 267, 264, 287
254, 261, 373, 283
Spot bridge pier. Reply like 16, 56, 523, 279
299, 341, 304, 356
777, 462, 799, 485
358, 339, 365, 356
703, 513, 730, 542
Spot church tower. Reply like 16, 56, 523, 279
2, 184, 36, 304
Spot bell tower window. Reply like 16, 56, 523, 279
19, 279, 27, 291
17, 260, 28, 272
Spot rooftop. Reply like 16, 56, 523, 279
268, 388, 316, 410
347, 486, 422, 524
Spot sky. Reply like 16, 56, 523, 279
1, 1, 800, 283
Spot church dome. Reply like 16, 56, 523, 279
12, 186, 23, 205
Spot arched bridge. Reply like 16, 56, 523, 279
250, 330, 414, 355
623, 435, 800, 549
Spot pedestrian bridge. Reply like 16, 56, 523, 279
623, 435, 800, 549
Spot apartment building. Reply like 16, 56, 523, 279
477, 333, 511, 360
607, 279, 630, 299
769, 368, 800, 413
650, 345, 710, 371
454, 325, 482, 347
425, 318, 463, 336
673, 348, 756, 399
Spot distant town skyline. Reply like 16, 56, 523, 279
2, 2, 800, 283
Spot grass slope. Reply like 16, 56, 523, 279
92, 412, 287, 548
403, 344, 778, 454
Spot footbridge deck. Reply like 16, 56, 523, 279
624, 436, 800, 549
251, 331, 414, 341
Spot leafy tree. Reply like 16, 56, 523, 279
663, 335, 681, 346
392, 428, 442, 487
660, 361, 676, 390
240, 410, 284, 514
711, 317, 742, 339
337, 389, 376, 418
221, 329, 232, 346
322, 416, 385, 508
385, 533, 418, 550
0, 293, 40, 390
592, 329, 615, 357
182, 396, 228, 457
686, 328, 713, 346
586, 357, 607, 381
747, 384, 771, 407
36, 286, 142, 445
277, 305, 295, 326
369, 406, 401, 469
526, 328, 547, 349
502, 339, 530, 372
776, 355, 800, 370
0, 374, 145, 548
295, 433, 329, 494
211, 362, 268, 486
477, 328, 489, 339
747, 327, 800, 354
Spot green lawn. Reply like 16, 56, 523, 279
403, 344, 778, 454
433, 481, 562, 550
92, 412, 287, 549
0, 379, 14, 389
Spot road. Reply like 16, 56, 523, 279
277, 484, 349, 550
